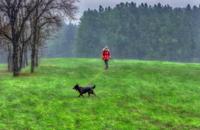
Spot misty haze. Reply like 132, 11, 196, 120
0, 0, 200, 129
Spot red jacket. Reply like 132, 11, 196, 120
102, 49, 111, 60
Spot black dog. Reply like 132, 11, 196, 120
73, 84, 96, 97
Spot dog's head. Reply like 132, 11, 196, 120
73, 84, 79, 90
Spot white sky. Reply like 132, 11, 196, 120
71, 0, 200, 23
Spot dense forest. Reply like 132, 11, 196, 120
76, 3, 200, 61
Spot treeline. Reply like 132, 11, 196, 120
0, 0, 77, 76
76, 2, 200, 61
44, 23, 77, 58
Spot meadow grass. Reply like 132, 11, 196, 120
0, 58, 200, 130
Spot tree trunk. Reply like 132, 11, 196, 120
31, 5, 38, 73
19, 44, 24, 69
13, 40, 20, 76
7, 45, 13, 72
24, 47, 29, 66
23, 45, 28, 67
35, 46, 39, 67
31, 43, 36, 73
10, 12, 20, 76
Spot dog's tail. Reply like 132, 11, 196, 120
92, 85, 96, 89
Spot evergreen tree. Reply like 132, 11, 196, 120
75, 3, 200, 62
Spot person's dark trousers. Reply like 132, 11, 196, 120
104, 60, 109, 69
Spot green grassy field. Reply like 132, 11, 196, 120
0, 58, 200, 130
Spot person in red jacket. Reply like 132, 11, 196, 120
102, 46, 111, 70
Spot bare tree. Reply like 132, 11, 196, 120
0, 15, 13, 71
30, 0, 77, 73
0, 0, 41, 76
0, 0, 77, 76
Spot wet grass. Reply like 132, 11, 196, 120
0, 58, 200, 129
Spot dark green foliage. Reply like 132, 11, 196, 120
76, 3, 200, 62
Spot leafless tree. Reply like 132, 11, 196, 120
30, 0, 77, 73
0, 0, 77, 76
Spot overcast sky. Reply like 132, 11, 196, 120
72, 0, 200, 23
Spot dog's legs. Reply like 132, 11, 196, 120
91, 91, 96, 96
79, 94, 84, 97
88, 93, 90, 97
